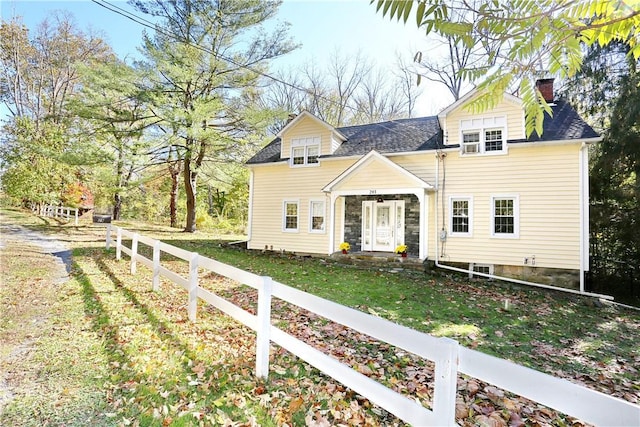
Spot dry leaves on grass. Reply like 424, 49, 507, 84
216, 286, 599, 426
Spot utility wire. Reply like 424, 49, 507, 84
89, 0, 435, 140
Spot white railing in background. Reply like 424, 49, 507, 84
36, 204, 79, 226
105, 225, 640, 427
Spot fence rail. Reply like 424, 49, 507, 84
105, 225, 640, 426
34, 204, 79, 225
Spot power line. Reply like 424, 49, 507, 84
89, 0, 431, 140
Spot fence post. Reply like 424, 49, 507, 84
116, 227, 122, 260
431, 338, 459, 426
255, 276, 273, 379
74, 208, 78, 225
106, 224, 112, 250
188, 253, 199, 322
152, 240, 160, 291
130, 233, 139, 274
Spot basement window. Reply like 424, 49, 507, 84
469, 263, 494, 279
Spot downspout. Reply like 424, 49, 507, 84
433, 149, 613, 300
579, 142, 589, 293
247, 169, 254, 243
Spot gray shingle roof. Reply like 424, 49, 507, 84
246, 102, 598, 164
522, 100, 600, 142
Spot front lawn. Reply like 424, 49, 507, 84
157, 236, 640, 401
2, 209, 638, 426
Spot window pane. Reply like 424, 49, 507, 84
463, 132, 480, 154
307, 145, 319, 164
286, 203, 297, 216
311, 216, 324, 230
452, 200, 469, 233
494, 199, 514, 234
292, 147, 305, 165
285, 202, 298, 230
463, 133, 480, 143
485, 129, 503, 151
310, 201, 324, 230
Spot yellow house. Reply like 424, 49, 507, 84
246, 80, 601, 289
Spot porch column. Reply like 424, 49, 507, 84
416, 191, 427, 260
327, 193, 339, 255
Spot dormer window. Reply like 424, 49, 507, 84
462, 132, 480, 154
460, 117, 507, 155
485, 129, 504, 151
291, 137, 320, 167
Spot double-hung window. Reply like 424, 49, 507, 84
283, 201, 299, 232
491, 195, 519, 238
449, 196, 473, 236
460, 117, 506, 155
462, 132, 480, 154
309, 200, 325, 233
291, 137, 320, 167
484, 129, 504, 152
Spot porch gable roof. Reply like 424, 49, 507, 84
322, 150, 434, 193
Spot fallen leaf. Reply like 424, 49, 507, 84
289, 396, 304, 412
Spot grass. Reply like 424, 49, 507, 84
1, 207, 639, 426
0, 219, 111, 425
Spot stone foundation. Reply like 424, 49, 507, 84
441, 261, 581, 290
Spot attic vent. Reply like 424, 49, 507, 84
469, 263, 494, 279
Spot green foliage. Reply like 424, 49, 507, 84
560, 42, 640, 302
1, 118, 76, 204
0, 13, 116, 208
374, 0, 640, 136
132, 0, 296, 231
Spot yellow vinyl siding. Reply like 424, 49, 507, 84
249, 159, 353, 254
445, 96, 524, 145
436, 144, 581, 269
391, 155, 438, 185
336, 158, 420, 190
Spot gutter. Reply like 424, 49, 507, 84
433, 151, 614, 301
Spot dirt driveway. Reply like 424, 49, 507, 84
0, 210, 110, 425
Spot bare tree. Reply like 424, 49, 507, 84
393, 52, 423, 118
414, 34, 474, 101
262, 49, 420, 131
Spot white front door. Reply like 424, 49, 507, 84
362, 201, 405, 252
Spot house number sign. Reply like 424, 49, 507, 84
369, 190, 377, 195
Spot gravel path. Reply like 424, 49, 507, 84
0, 219, 72, 283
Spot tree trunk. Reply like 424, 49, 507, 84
183, 157, 197, 232
170, 184, 178, 228
113, 192, 122, 220
169, 161, 181, 228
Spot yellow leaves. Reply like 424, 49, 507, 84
289, 396, 304, 412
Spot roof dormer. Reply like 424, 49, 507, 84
278, 111, 347, 162
437, 89, 525, 150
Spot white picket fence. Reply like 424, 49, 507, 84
105, 225, 640, 426
36, 204, 79, 225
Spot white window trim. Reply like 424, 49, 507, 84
282, 200, 299, 232
290, 136, 321, 167
459, 116, 508, 156
490, 194, 519, 238
308, 199, 326, 234
449, 196, 473, 237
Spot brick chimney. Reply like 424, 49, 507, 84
536, 78, 555, 103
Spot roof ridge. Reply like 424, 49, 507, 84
336, 115, 438, 131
